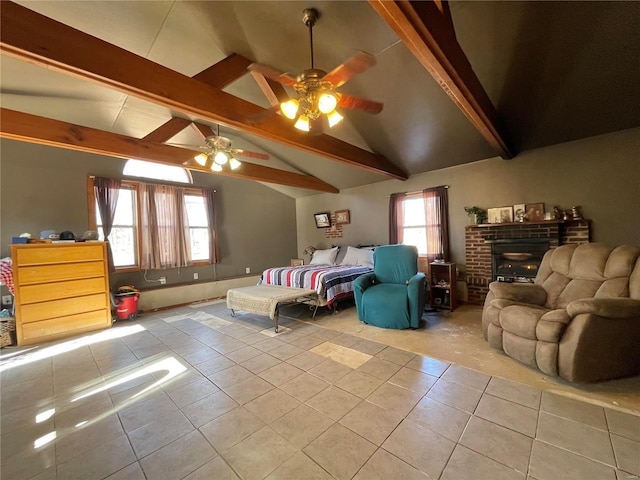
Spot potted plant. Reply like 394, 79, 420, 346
464, 206, 487, 224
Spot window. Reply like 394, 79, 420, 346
90, 177, 215, 270
95, 186, 137, 267
401, 195, 427, 255
123, 159, 192, 184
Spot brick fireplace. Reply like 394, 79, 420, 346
465, 220, 591, 305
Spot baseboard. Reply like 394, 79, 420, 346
137, 275, 260, 311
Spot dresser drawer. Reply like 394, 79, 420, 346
20, 310, 111, 344
15, 244, 105, 266
19, 277, 108, 304
17, 261, 105, 285
20, 293, 109, 323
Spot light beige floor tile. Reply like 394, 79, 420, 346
485, 376, 541, 409
224, 345, 262, 364
280, 372, 330, 402
407, 395, 470, 442
309, 328, 342, 342
541, 391, 607, 429
376, 346, 416, 366
304, 423, 377, 480
0, 439, 56, 480
353, 448, 429, 480
223, 375, 275, 404
182, 390, 238, 427
367, 382, 423, 417
270, 343, 305, 361
271, 403, 335, 448
258, 362, 304, 386
615, 468, 639, 480
405, 355, 451, 377
306, 385, 361, 421
223, 426, 299, 480
311, 342, 372, 369
382, 419, 456, 479
606, 409, 640, 441
0, 400, 55, 435
206, 365, 254, 388
537, 411, 615, 465
290, 335, 326, 350
441, 364, 491, 391
475, 393, 539, 437
182, 455, 240, 480
194, 355, 236, 376
265, 451, 334, 480
308, 359, 353, 383
350, 339, 387, 356
56, 412, 126, 462
460, 416, 533, 473
334, 369, 384, 398
0, 419, 54, 460
441, 444, 526, 480
389, 366, 438, 395
253, 337, 287, 353
211, 338, 246, 354
127, 410, 194, 459
240, 352, 282, 374
529, 439, 617, 480
339, 400, 403, 445
329, 333, 362, 348
286, 351, 326, 370
117, 392, 178, 432
611, 434, 640, 475
356, 357, 402, 381
427, 378, 483, 413
139, 430, 217, 480
165, 376, 219, 408
105, 462, 146, 480
199, 406, 265, 452
245, 388, 300, 424
56, 434, 137, 480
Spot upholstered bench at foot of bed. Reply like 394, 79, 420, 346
226, 285, 318, 332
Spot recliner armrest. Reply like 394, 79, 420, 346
354, 272, 376, 293
566, 298, 640, 319
488, 282, 547, 306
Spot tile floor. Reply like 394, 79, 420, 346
1, 301, 639, 480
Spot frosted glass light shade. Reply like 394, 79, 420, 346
211, 163, 223, 172
294, 115, 310, 132
214, 151, 228, 165
229, 158, 241, 170
327, 110, 344, 128
318, 93, 337, 114
194, 153, 208, 166
280, 99, 299, 119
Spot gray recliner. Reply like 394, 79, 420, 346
482, 243, 640, 382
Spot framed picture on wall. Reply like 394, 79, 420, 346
525, 203, 545, 222
314, 212, 331, 228
335, 209, 350, 225
488, 206, 513, 223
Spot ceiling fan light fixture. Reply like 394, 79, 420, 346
294, 115, 311, 132
214, 151, 228, 165
280, 99, 299, 119
318, 92, 337, 114
327, 109, 344, 128
194, 153, 208, 166
229, 158, 242, 170
211, 162, 223, 172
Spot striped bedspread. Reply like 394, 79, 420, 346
258, 264, 373, 307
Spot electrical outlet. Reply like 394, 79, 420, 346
245, 267, 251, 274
159, 277, 166, 285
193, 273, 198, 280
1, 295, 12, 305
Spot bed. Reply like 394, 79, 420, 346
258, 246, 376, 309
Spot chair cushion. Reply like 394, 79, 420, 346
360, 283, 410, 329
500, 305, 548, 340
373, 245, 418, 284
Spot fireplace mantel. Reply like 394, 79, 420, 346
464, 220, 591, 304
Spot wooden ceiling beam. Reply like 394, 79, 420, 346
369, 0, 514, 159
142, 117, 192, 143
0, 1, 406, 180
192, 53, 252, 89
0, 108, 339, 193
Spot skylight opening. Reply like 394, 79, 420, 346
123, 159, 192, 184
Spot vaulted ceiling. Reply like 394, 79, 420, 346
2, 1, 639, 198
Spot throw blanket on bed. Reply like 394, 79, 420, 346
259, 264, 373, 307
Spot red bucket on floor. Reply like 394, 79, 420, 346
114, 286, 140, 321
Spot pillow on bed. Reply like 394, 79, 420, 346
310, 247, 339, 265
340, 246, 374, 267
334, 246, 347, 265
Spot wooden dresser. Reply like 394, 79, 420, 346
11, 242, 111, 346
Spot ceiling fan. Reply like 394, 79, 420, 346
170, 126, 269, 172
249, 7, 383, 133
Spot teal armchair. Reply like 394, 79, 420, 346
354, 244, 426, 329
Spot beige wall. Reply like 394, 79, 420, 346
296, 128, 640, 270
0, 139, 298, 290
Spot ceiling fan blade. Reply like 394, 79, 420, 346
338, 94, 383, 114
232, 149, 270, 160
248, 64, 297, 87
323, 52, 376, 88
